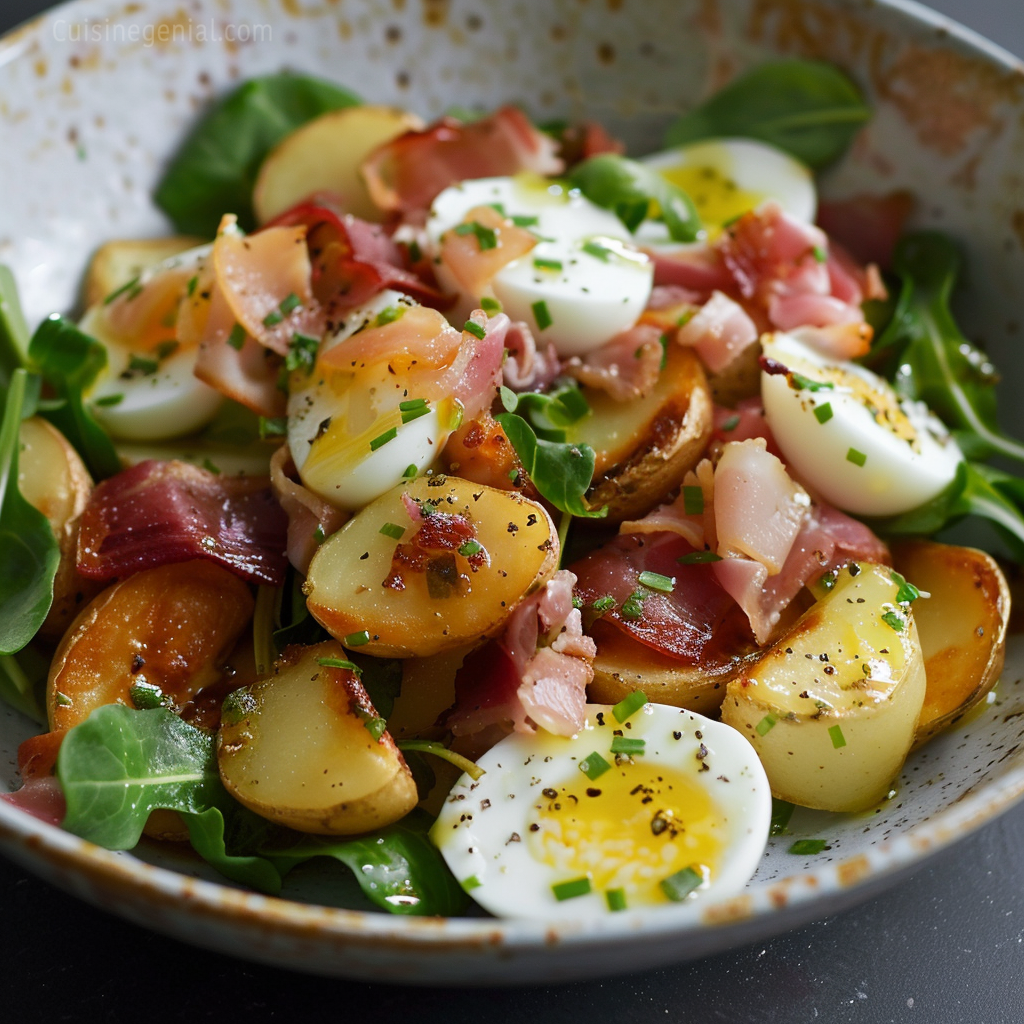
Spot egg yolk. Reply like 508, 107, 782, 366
658, 148, 764, 236
528, 760, 726, 906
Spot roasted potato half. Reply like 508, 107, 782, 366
568, 345, 712, 522
17, 417, 102, 640
891, 540, 1010, 749
722, 563, 926, 813
304, 476, 557, 657
84, 235, 206, 308
253, 105, 425, 224
217, 641, 419, 835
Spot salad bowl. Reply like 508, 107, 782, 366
2, 0, 1024, 985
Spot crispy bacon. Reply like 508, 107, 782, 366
361, 106, 563, 217
77, 459, 288, 586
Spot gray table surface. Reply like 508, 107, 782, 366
3, 0, 1024, 1020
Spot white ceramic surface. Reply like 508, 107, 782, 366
2, 0, 1024, 985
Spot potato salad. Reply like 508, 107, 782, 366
0, 59, 1015, 921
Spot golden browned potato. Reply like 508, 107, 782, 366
721, 563, 927, 813
386, 645, 472, 741
891, 540, 1010, 749
568, 345, 713, 522
47, 559, 254, 733
586, 618, 760, 716
304, 476, 557, 657
84, 235, 206, 308
17, 417, 103, 640
252, 106, 424, 224
217, 641, 419, 835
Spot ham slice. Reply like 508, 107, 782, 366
77, 459, 289, 586
564, 323, 664, 400
675, 290, 759, 373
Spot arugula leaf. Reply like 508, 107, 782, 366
495, 411, 606, 518
262, 810, 468, 917
27, 315, 121, 480
568, 154, 701, 242
871, 232, 1024, 464
154, 73, 361, 237
507, 380, 591, 441
184, 805, 283, 894
664, 59, 870, 169
0, 369, 60, 657
0, 265, 30, 394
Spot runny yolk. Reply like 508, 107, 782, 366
528, 760, 726, 906
658, 149, 765, 237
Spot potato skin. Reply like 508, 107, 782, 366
304, 475, 557, 657
217, 641, 418, 835
891, 540, 1010, 749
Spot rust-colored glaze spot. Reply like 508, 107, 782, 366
1012, 211, 1024, 252
748, 0, 875, 64
836, 854, 871, 887
768, 886, 790, 909
701, 893, 754, 925
338, 20, 352, 41
33, 58, 46, 77
597, 42, 615, 65
551, 24, 567, 43
606, 0, 624, 11
422, 0, 450, 29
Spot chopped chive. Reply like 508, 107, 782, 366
606, 888, 627, 912
258, 416, 287, 439
227, 322, 246, 350
590, 595, 616, 613
612, 690, 648, 723
370, 426, 398, 451
610, 736, 645, 756
582, 240, 612, 261
220, 687, 257, 727
828, 724, 846, 749
129, 681, 166, 710
511, 214, 539, 228
533, 257, 563, 272
619, 588, 647, 621
94, 393, 124, 407
487, 202, 506, 216
53, 690, 72, 707
344, 630, 371, 648
480, 296, 502, 315
789, 372, 833, 392
155, 339, 180, 360
552, 877, 592, 901
818, 570, 837, 591
814, 402, 834, 424
313, 524, 326, 545
187, 275, 199, 296
891, 570, 922, 605
846, 447, 867, 467
682, 485, 704, 516
379, 522, 406, 540
677, 550, 722, 565
103, 275, 141, 305
373, 305, 404, 327
637, 571, 674, 593
660, 865, 703, 902
756, 713, 777, 736
812, 245, 828, 263
286, 332, 319, 373
461, 875, 482, 892
361, 714, 388, 742
579, 751, 612, 780
720, 414, 740, 431
407, 239, 423, 263
262, 309, 284, 327
201, 458, 221, 475
531, 299, 552, 331
127, 354, 159, 376
279, 292, 302, 315
402, 464, 418, 479
458, 539, 484, 557
400, 398, 431, 424
788, 838, 828, 855
881, 609, 907, 632
658, 333, 669, 370
454, 220, 497, 250
316, 656, 363, 675
462, 319, 486, 340
769, 799, 795, 836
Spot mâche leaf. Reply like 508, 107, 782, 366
568, 154, 701, 242
0, 369, 60, 657
664, 59, 870, 169
154, 73, 361, 236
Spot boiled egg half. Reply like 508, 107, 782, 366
426, 175, 653, 357
431, 699, 771, 921
637, 137, 817, 243
761, 332, 963, 517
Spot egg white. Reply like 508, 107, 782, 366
431, 702, 771, 921
83, 243, 224, 441
761, 333, 963, 516
426, 176, 653, 357
636, 137, 817, 245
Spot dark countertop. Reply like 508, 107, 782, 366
3, 0, 1024, 1020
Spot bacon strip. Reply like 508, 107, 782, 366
77, 459, 288, 586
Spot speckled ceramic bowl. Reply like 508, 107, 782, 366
2, 0, 1024, 986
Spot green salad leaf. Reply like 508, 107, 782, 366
664, 59, 870, 169
0, 265, 30, 393
154, 73, 361, 237
568, 154, 701, 241
0, 369, 60, 657
27, 315, 121, 480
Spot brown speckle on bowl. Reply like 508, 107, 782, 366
597, 42, 615, 64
